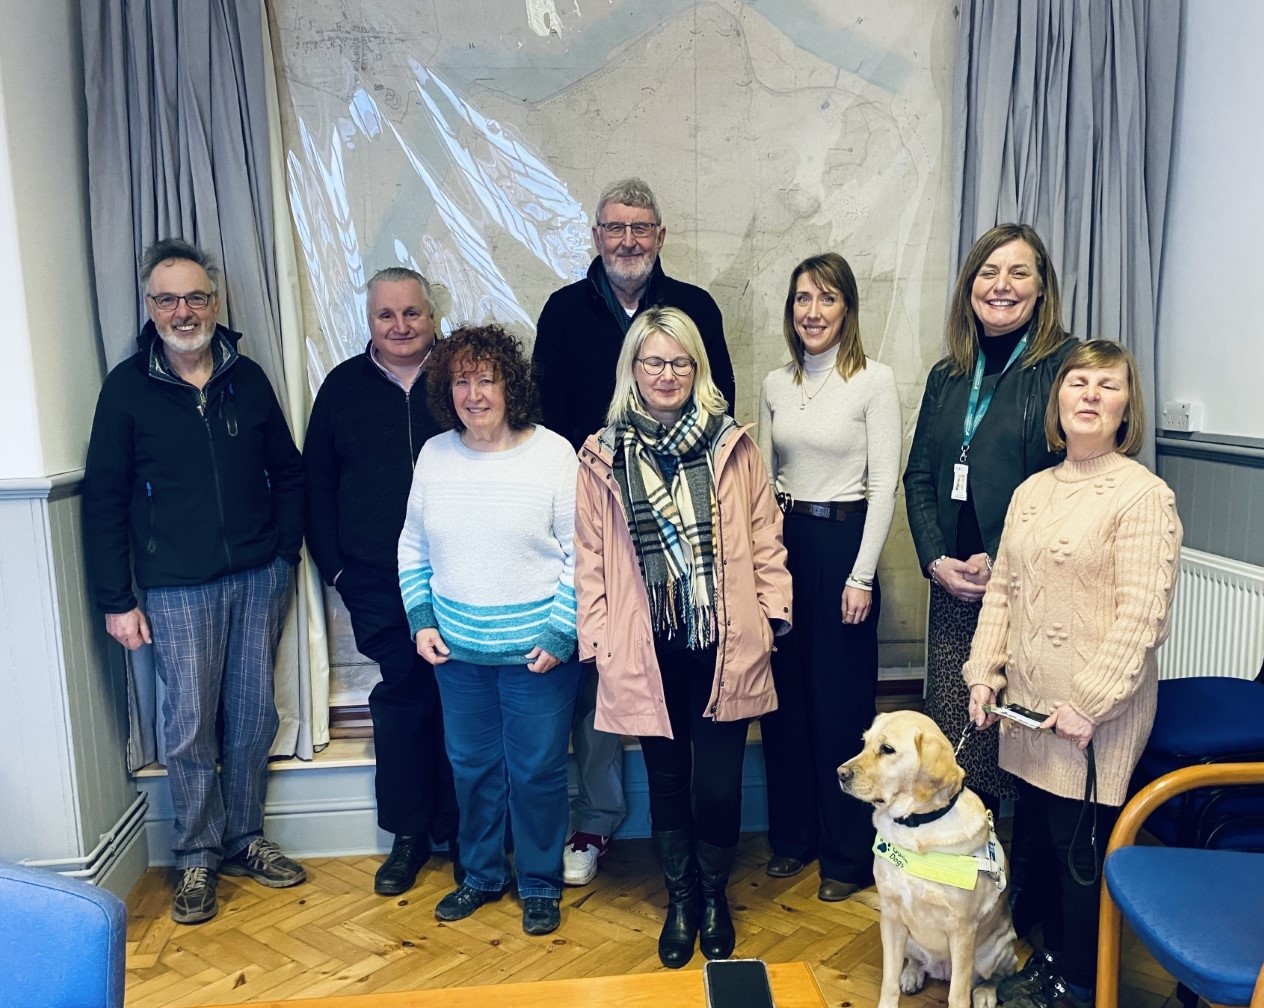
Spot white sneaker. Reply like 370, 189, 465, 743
562, 831, 610, 886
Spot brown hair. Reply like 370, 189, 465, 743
781, 253, 867, 382
425, 325, 540, 432
945, 223, 1069, 375
1043, 340, 1145, 457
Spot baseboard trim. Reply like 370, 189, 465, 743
137, 741, 770, 865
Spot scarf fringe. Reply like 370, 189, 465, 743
646, 580, 716, 650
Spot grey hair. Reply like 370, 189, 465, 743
139, 238, 220, 290
595, 178, 661, 225
367, 266, 434, 312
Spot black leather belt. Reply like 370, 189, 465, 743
786, 499, 867, 521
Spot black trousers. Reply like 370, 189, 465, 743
335, 560, 458, 841
759, 512, 878, 884
1014, 778, 1120, 990
638, 643, 751, 848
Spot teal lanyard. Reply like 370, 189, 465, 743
961, 336, 1027, 459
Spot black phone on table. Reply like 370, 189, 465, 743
703, 958, 776, 1008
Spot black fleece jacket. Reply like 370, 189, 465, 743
83, 323, 304, 613
302, 349, 441, 585
532, 256, 736, 450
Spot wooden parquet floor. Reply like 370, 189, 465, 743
125, 833, 1182, 1007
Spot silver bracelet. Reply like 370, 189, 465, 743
984, 553, 994, 572
929, 555, 949, 586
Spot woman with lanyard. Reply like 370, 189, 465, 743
903, 224, 1076, 930
757, 252, 901, 902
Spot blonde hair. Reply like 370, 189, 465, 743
606, 306, 727, 426
1043, 340, 1145, 457
782, 253, 866, 382
945, 224, 1069, 376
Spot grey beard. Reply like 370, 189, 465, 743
159, 327, 214, 354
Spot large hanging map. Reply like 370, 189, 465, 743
272, 0, 957, 703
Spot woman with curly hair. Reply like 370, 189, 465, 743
397, 324, 580, 937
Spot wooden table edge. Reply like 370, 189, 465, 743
198, 960, 828, 1008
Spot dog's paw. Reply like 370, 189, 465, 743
971, 980, 1000, 1008
900, 960, 927, 995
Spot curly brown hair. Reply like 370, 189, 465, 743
425, 324, 541, 432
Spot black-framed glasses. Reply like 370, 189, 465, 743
148, 291, 215, 311
636, 356, 696, 376
596, 221, 659, 239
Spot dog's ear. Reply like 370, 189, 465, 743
911, 728, 966, 809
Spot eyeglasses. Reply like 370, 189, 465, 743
596, 221, 659, 239
148, 291, 215, 311
636, 356, 696, 376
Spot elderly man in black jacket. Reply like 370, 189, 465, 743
84, 238, 306, 925
303, 267, 458, 897
531, 177, 736, 886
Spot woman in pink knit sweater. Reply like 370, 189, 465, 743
963, 340, 1182, 1008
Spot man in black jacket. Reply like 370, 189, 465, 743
531, 178, 736, 886
84, 239, 306, 925
303, 267, 458, 896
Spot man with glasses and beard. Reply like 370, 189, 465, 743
84, 238, 306, 925
531, 178, 736, 887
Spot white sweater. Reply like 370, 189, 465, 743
758, 345, 902, 585
398, 426, 579, 665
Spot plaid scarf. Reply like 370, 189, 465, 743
613, 402, 723, 648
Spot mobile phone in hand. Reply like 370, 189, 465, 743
984, 703, 1051, 731
704, 959, 776, 1008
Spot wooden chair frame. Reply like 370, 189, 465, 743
1097, 762, 1264, 1008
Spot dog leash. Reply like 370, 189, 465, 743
955, 719, 1100, 888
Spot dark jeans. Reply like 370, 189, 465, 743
759, 512, 878, 884
1014, 778, 1121, 989
336, 560, 457, 842
638, 643, 751, 848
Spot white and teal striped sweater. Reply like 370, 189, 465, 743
398, 426, 578, 666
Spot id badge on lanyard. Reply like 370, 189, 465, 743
957, 336, 1028, 502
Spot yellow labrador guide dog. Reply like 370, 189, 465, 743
838, 711, 1016, 1008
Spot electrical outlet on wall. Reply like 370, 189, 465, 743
1161, 401, 1204, 432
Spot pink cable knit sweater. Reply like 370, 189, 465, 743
962, 452, 1182, 805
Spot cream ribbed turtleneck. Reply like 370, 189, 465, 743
757, 346, 902, 586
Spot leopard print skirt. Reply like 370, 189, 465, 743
923, 580, 1018, 803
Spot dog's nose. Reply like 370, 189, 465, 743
837, 765, 854, 785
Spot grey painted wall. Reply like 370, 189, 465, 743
0, 477, 140, 890
1157, 439, 1264, 567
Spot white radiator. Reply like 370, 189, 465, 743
1159, 547, 1264, 681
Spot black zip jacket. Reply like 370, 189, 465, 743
903, 335, 1078, 572
83, 323, 304, 613
302, 348, 441, 585
532, 256, 736, 450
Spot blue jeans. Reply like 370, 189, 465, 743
435, 658, 581, 899
147, 556, 293, 869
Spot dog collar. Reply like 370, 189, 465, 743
892, 786, 962, 828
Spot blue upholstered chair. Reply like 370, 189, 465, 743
1129, 675, 1264, 850
0, 861, 126, 1008
1098, 763, 1264, 1008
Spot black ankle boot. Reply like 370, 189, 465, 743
652, 830, 698, 968
695, 840, 737, 960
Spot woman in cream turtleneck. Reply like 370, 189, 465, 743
964, 340, 1182, 1008
757, 252, 901, 901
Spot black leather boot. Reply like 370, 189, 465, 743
695, 839, 737, 960
652, 830, 698, 968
